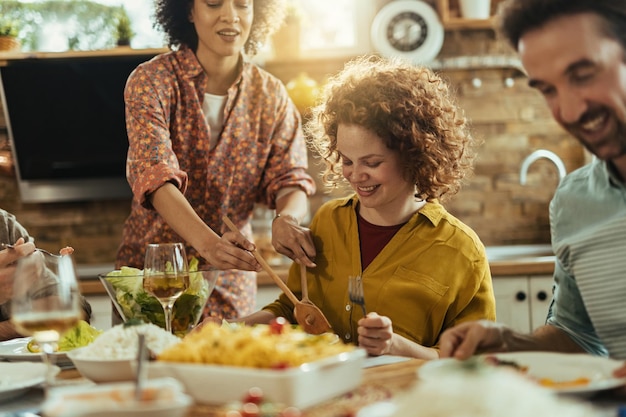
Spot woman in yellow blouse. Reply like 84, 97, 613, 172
202, 55, 496, 359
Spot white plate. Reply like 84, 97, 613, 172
357, 401, 398, 417
363, 354, 411, 368
0, 362, 59, 402
42, 377, 191, 417
0, 337, 73, 367
418, 352, 626, 396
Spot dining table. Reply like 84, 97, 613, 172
2, 355, 626, 417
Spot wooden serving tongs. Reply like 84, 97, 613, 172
222, 216, 332, 335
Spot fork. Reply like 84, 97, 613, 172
1, 242, 60, 258
348, 275, 367, 317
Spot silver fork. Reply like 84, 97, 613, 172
348, 275, 367, 316
1, 242, 60, 258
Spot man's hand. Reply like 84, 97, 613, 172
439, 320, 508, 359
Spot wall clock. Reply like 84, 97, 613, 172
371, 0, 444, 64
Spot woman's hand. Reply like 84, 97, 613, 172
356, 312, 394, 356
199, 230, 261, 272
271, 214, 316, 268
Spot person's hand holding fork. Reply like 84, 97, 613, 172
0, 237, 35, 304
357, 312, 394, 356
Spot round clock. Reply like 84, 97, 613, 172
371, 0, 444, 64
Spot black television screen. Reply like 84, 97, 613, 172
0, 51, 160, 203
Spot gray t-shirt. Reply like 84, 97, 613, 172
0, 209, 31, 321
0, 209, 92, 322
546, 158, 626, 358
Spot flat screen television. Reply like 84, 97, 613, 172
0, 51, 161, 203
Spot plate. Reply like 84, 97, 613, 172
418, 352, 626, 396
0, 362, 58, 402
362, 354, 411, 368
42, 378, 191, 417
357, 401, 398, 417
0, 337, 73, 367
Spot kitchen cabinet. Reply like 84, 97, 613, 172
436, 0, 500, 29
256, 285, 283, 310
85, 294, 113, 331
492, 275, 554, 333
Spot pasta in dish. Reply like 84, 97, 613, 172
157, 320, 354, 369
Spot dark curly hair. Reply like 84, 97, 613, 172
497, 0, 626, 52
153, 0, 287, 56
306, 55, 476, 203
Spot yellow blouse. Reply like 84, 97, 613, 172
263, 195, 496, 348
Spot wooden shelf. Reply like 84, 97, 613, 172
436, 0, 500, 30
0, 47, 168, 66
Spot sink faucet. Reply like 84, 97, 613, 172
520, 149, 567, 185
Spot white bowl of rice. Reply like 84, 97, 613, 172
67, 323, 180, 383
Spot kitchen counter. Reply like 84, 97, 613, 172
489, 256, 554, 276
78, 245, 556, 295
255, 256, 556, 286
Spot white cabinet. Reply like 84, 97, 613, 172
492, 275, 553, 333
85, 295, 113, 331
256, 285, 283, 310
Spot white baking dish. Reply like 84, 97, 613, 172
147, 348, 367, 409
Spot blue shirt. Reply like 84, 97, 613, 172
546, 157, 626, 357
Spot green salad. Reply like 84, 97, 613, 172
103, 257, 212, 336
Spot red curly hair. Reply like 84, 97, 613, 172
306, 55, 476, 202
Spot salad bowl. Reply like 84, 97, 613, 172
99, 260, 218, 336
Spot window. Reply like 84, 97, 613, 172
294, 0, 375, 57
3, 0, 164, 52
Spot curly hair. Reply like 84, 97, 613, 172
497, 0, 626, 52
153, 0, 287, 56
306, 55, 475, 203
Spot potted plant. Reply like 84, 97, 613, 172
115, 7, 134, 47
0, 17, 21, 51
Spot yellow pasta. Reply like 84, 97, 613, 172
157, 321, 354, 368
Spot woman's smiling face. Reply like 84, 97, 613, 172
337, 124, 417, 225
190, 0, 253, 60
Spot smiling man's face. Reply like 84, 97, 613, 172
519, 12, 626, 161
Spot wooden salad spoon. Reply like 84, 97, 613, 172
297, 265, 333, 333
222, 216, 332, 335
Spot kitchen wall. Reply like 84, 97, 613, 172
0, 28, 584, 266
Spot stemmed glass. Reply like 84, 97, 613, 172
143, 243, 189, 334
10, 251, 82, 392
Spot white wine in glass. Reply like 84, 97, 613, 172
11, 251, 82, 392
143, 242, 189, 333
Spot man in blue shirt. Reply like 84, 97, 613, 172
439, 0, 626, 369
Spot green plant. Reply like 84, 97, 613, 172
0, 1, 122, 51
0, 18, 19, 38
115, 6, 134, 45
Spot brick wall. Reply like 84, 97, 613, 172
0, 29, 584, 265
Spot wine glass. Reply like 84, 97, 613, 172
10, 251, 82, 392
143, 242, 189, 334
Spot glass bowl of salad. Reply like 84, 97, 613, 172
99, 258, 218, 337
